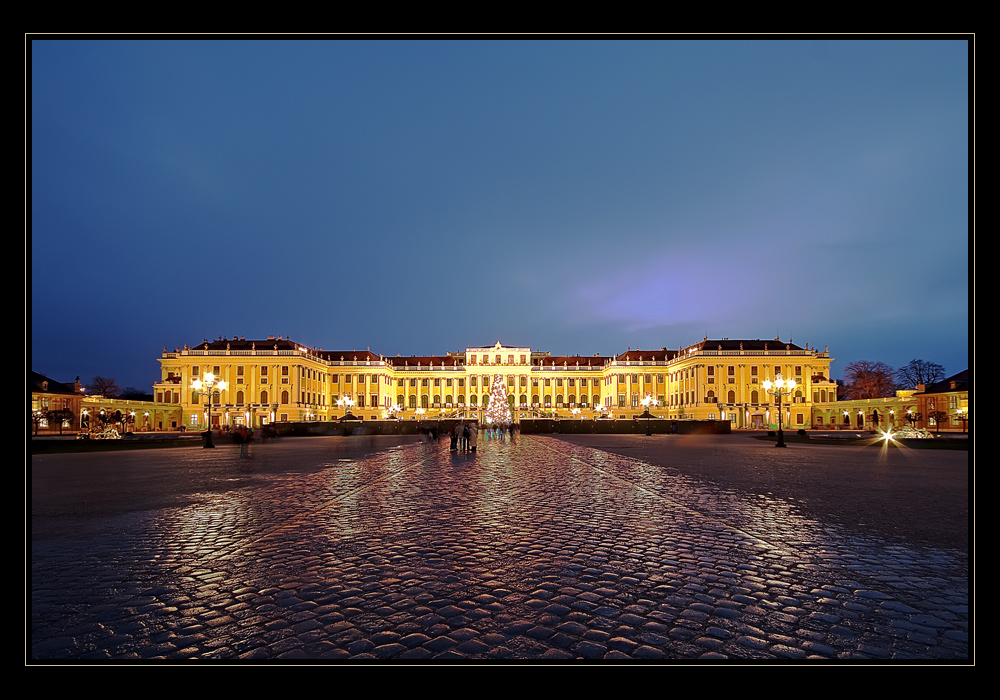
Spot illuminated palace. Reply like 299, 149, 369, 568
155, 336, 838, 431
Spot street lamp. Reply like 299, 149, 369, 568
762, 373, 796, 447
337, 396, 355, 419
192, 372, 227, 448
640, 394, 659, 436
956, 406, 969, 433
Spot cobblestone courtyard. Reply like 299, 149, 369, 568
30, 433, 970, 662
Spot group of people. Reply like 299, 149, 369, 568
450, 421, 478, 453
482, 424, 517, 441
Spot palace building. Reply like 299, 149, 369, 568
155, 335, 838, 431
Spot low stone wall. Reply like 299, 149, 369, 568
273, 420, 428, 437
519, 419, 731, 435
270, 419, 732, 437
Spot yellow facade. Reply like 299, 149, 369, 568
80, 396, 184, 434
156, 336, 837, 430
649, 338, 837, 430
815, 372, 970, 433
31, 371, 184, 435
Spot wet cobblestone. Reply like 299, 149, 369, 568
31, 435, 969, 662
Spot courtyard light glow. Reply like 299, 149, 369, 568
191, 372, 227, 448
763, 373, 796, 448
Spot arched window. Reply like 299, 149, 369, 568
261, 390, 268, 404
728, 390, 735, 403
409, 394, 417, 409
751, 390, 759, 404
281, 390, 289, 404
236, 390, 244, 404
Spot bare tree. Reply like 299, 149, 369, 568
928, 410, 949, 434
843, 360, 897, 399
89, 376, 122, 398
896, 359, 945, 389
120, 387, 152, 401
45, 408, 76, 435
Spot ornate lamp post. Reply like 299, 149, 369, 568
337, 396, 355, 419
192, 372, 227, 448
762, 373, 796, 447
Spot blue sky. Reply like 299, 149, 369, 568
30, 39, 970, 391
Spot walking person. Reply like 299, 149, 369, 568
469, 422, 478, 453
462, 422, 470, 452
238, 424, 249, 457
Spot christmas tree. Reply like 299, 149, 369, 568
484, 373, 511, 426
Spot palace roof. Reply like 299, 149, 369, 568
920, 369, 970, 394
614, 349, 678, 362
684, 338, 808, 353
30, 371, 78, 395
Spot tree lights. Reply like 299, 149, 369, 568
484, 374, 511, 426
